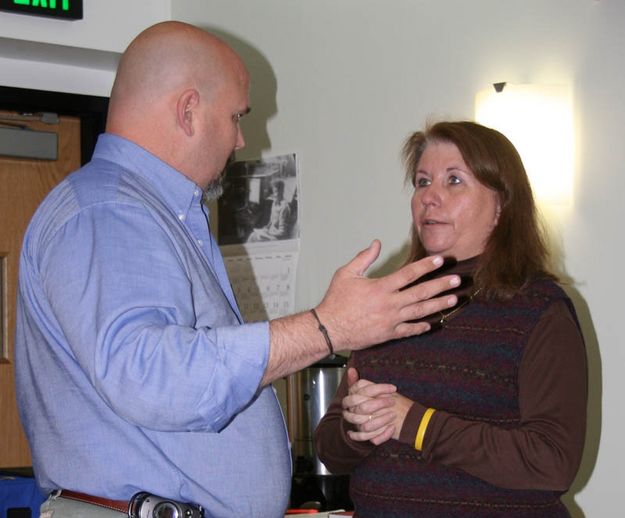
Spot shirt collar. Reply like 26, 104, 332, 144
92, 133, 204, 221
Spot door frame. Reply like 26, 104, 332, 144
0, 86, 107, 476
0, 85, 109, 164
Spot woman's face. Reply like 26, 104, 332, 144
411, 140, 501, 261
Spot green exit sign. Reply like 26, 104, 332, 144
0, 0, 83, 20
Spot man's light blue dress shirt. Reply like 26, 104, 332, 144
15, 134, 291, 517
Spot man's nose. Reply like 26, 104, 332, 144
235, 127, 246, 150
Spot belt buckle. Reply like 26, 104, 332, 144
128, 492, 204, 518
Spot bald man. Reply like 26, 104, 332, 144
15, 22, 459, 518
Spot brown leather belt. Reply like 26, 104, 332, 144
59, 490, 129, 514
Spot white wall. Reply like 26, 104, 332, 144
174, 1, 623, 516
0, 0, 171, 95
1, 0, 622, 515
0, 0, 170, 52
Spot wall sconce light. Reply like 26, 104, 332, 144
475, 83, 574, 206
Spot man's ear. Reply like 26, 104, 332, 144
177, 89, 200, 137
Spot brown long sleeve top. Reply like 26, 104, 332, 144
314, 273, 587, 492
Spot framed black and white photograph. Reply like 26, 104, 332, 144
218, 153, 298, 246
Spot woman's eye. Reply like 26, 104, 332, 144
448, 175, 461, 185
416, 177, 430, 187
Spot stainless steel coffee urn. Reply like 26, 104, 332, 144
287, 354, 352, 511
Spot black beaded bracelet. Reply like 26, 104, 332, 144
310, 308, 334, 356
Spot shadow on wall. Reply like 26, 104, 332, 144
199, 26, 277, 231
367, 240, 412, 279
543, 212, 601, 518
202, 25, 278, 160
561, 285, 601, 518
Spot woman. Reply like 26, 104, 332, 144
314, 121, 587, 517
247, 180, 291, 241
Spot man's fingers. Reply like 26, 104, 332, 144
317, 245, 463, 352
342, 240, 381, 277
398, 274, 460, 306
399, 292, 458, 323
393, 321, 433, 337
380, 255, 446, 292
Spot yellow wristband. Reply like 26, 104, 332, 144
414, 407, 436, 451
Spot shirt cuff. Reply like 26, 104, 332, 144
398, 401, 427, 447
199, 321, 270, 430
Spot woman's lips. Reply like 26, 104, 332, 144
421, 218, 445, 225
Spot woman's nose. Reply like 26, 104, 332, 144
420, 184, 441, 206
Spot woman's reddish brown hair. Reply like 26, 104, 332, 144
402, 120, 555, 299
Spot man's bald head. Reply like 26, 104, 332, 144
109, 22, 243, 110
106, 22, 250, 185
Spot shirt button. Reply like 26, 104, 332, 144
178, 213, 186, 221
194, 189, 200, 197
197, 239, 204, 246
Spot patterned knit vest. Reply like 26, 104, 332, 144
350, 279, 576, 518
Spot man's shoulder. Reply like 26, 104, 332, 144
71, 157, 153, 204
25, 160, 152, 246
